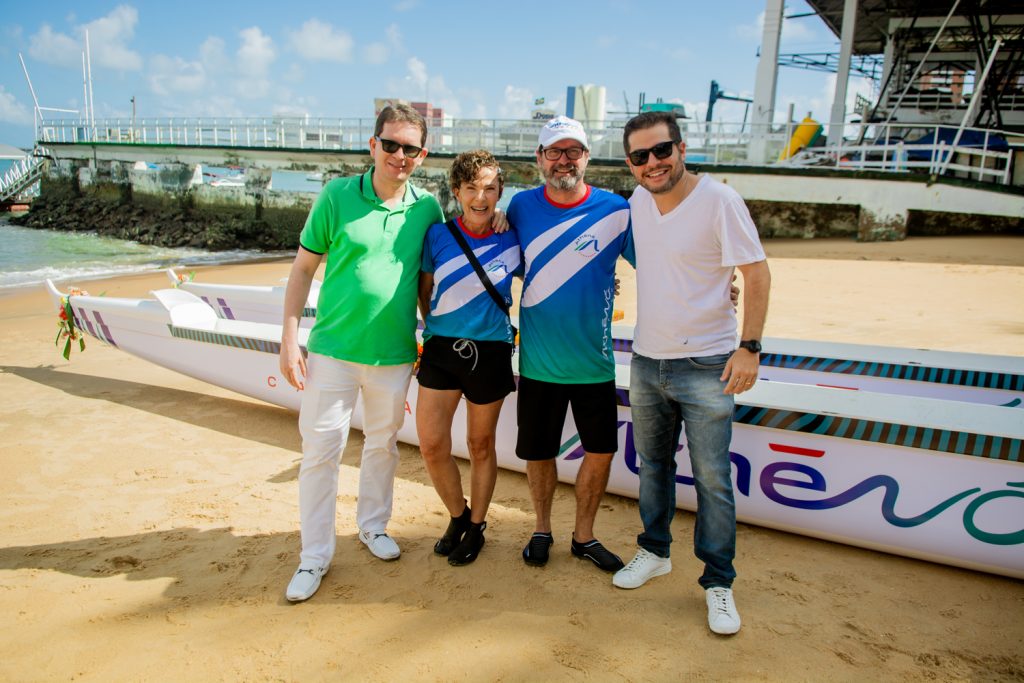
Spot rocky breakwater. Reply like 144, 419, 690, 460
13, 161, 315, 251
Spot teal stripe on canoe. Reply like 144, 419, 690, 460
760, 352, 1023, 392
733, 403, 1022, 462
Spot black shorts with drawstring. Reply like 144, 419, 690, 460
416, 335, 516, 405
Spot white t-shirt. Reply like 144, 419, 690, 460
629, 174, 766, 359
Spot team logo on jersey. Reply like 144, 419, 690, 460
572, 233, 599, 258
486, 259, 511, 275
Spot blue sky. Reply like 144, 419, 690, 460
0, 1, 872, 147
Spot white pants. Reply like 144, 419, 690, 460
297, 352, 413, 567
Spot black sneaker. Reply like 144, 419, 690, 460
448, 521, 486, 566
434, 505, 471, 556
522, 532, 554, 567
571, 537, 625, 572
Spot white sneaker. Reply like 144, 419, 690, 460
359, 530, 401, 560
612, 548, 672, 589
706, 587, 741, 635
285, 564, 328, 602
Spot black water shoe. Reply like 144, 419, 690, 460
571, 537, 625, 572
434, 504, 471, 556
448, 521, 486, 566
522, 532, 554, 567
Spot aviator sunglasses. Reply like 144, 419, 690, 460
627, 140, 677, 166
375, 136, 424, 157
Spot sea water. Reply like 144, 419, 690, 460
0, 161, 527, 290
0, 217, 289, 290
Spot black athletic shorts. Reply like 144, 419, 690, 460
416, 335, 516, 405
515, 376, 618, 460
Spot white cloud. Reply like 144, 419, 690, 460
238, 27, 276, 74
235, 27, 276, 98
148, 55, 207, 96
394, 0, 419, 11
362, 24, 402, 65
81, 5, 142, 70
383, 57, 462, 116
199, 36, 229, 71
498, 85, 535, 119
287, 19, 353, 63
0, 86, 33, 125
407, 57, 428, 91
28, 24, 81, 67
27, 6, 142, 71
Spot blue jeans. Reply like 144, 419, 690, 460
630, 352, 737, 589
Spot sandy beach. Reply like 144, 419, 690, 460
1, 235, 1022, 681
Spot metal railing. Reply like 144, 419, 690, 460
0, 146, 49, 203
38, 117, 1016, 185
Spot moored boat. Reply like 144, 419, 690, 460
47, 279, 1024, 578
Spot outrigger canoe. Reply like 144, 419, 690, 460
168, 269, 1024, 408
52, 279, 1023, 578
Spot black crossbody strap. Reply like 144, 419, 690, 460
444, 219, 511, 315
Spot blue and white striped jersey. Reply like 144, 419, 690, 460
421, 218, 522, 344
508, 185, 633, 384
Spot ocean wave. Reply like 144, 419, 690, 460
0, 253, 290, 289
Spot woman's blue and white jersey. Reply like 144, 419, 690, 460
421, 218, 522, 344
508, 185, 633, 384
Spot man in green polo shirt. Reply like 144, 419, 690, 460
281, 104, 444, 602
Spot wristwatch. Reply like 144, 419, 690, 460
738, 339, 762, 354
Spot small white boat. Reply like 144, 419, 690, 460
208, 176, 246, 188
47, 279, 1024, 578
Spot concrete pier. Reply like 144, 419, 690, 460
17, 142, 1023, 247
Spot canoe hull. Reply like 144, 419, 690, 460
49, 281, 1024, 578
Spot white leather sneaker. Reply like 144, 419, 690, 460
613, 548, 672, 589
706, 587, 741, 634
285, 564, 328, 602
359, 530, 401, 560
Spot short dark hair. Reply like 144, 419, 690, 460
622, 111, 682, 154
450, 149, 503, 193
374, 103, 428, 146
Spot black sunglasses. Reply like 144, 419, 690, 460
627, 140, 677, 166
376, 136, 423, 157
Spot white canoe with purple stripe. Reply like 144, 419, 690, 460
168, 269, 1024, 408
54, 279, 1024, 579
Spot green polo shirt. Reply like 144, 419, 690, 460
300, 168, 444, 365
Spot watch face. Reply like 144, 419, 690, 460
741, 340, 761, 353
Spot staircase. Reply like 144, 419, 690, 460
0, 147, 49, 205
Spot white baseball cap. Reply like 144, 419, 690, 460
538, 116, 589, 149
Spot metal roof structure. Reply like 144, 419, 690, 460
804, 1, 1024, 55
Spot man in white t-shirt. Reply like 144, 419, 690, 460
612, 111, 771, 636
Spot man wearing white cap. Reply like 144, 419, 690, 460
507, 116, 633, 572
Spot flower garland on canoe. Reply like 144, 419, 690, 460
172, 271, 196, 288
55, 288, 88, 360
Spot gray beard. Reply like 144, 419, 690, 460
541, 165, 582, 191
